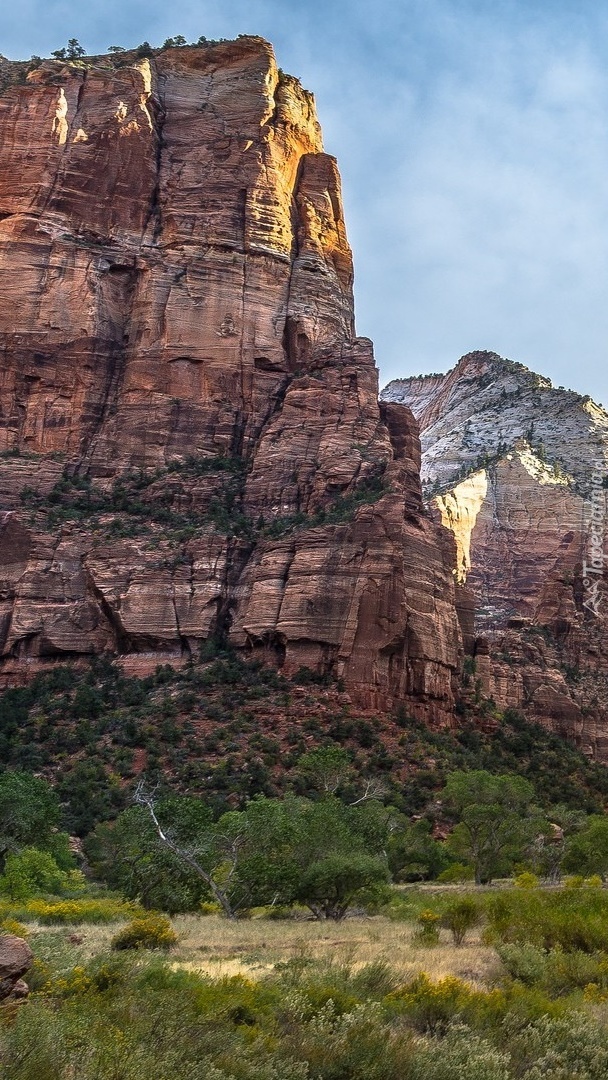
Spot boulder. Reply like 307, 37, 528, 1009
0, 934, 33, 1001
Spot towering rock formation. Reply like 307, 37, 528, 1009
0, 38, 461, 721
383, 351, 608, 756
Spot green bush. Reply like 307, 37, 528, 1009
413, 909, 441, 946
497, 942, 548, 987
564, 874, 585, 889
584, 875, 604, 889
514, 871, 540, 889
387, 973, 473, 1034
0, 917, 29, 937
410, 1025, 510, 1080
277, 998, 415, 1079
441, 897, 481, 945
508, 1011, 608, 1078
0, 931, 597, 1080
111, 914, 177, 951
436, 863, 475, 883
497, 941, 608, 996
484, 888, 608, 952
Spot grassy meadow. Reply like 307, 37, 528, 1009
4, 884, 608, 1079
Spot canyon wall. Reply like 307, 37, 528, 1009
383, 351, 608, 756
0, 38, 462, 722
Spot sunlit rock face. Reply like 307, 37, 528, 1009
383, 351, 608, 757
0, 39, 462, 722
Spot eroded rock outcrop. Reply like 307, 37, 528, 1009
0, 39, 461, 722
383, 351, 608, 753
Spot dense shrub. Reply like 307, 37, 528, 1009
441, 897, 481, 945
436, 862, 474, 883
514, 871, 540, 889
410, 1025, 510, 1080
508, 1011, 608, 1078
0, 917, 29, 937
276, 997, 416, 1079
496, 942, 548, 987
485, 889, 608, 952
0, 926, 602, 1080
111, 914, 177, 950
497, 941, 608, 996
387, 973, 474, 1034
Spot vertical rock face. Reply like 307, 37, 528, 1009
0, 39, 462, 722
383, 351, 608, 756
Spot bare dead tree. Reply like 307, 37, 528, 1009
349, 778, 389, 806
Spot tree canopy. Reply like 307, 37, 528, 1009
0, 771, 63, 869
442, 770, 542, 884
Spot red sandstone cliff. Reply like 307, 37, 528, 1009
0, 39, 461, 722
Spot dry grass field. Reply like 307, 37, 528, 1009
29, 911, 497, 987
172, 914, 498, 985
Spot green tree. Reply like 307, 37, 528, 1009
84, 797, 215, 914
442, 770, 541, 884
441, 897, 481, 945
214, 794, 390, 917
0, 847, 69, 900
387, 819, 451, 882
0, 771, 62, 869
213, 796, 302, 912
295, 852, 388, 920
99, 790, 390, 920
296, 745, 387, 805
528, 804, 587, 883
278, 796, 389, 918
66, 38, 86, 58
296, 745, 353, 795
55, 761, 125, 836
562, 816, 608, 880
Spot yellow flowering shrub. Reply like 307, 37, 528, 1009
387, 973, 473, 1033
414, 909, 441, 945
584, 875, 604, 889
514, 872, 540, 889
0, 917, 30, 937
28, 898, 143, 924
111, 914, 177, 951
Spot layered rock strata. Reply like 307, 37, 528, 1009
383, 352, 608, 755
0, 39, 461, 721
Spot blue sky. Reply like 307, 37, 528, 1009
3, 0, 608, 403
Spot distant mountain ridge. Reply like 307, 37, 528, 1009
382, 350, 608, 494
